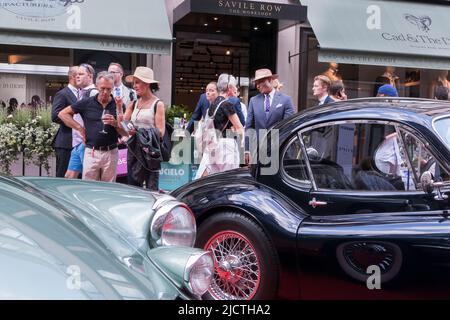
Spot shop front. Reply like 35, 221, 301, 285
299, 0, 450, 108
0, 0, 173, 177
172, 0, 307, 110
0, 0, 172, 106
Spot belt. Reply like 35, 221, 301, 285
86, 143, 118, 151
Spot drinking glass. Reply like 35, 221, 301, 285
99, 109, 111, 134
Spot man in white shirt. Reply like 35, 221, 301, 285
64, 63, 98, 179
108, 62, 136, 111
374, 132, 415, 190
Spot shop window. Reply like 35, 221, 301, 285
301, 33, 450, 109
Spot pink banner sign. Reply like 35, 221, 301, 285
117, 148, 128, 176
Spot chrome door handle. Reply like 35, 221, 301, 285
309, 198, 328, 208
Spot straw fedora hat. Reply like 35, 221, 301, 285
125, 66, 159, 84
253, 68, 278, 82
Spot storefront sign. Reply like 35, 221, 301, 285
319, 49, 450, 71
303, 0, 450, 70
159, 163, 192, 191
0, 0, 172, 54
0, 74, 26, 105
0, 0, 85, 18
175, 0, 307, 22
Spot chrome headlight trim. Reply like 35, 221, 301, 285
150, 200, 196, 247
184, 251, 214, 296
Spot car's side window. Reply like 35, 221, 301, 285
301, 122, 414, 192
282, 137, 310, 185
373, 132, 416, 190
400, 131, 450, 184
302, 124, 355, 190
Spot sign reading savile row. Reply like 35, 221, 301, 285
175, 0, 307, 23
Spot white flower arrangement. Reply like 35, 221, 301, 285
0, 106, 58, 175
0, 123, 22, 174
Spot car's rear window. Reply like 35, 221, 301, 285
433, 116, 450, 147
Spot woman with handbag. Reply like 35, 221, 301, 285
195, 74, 244, 179
117, 67, 165, 190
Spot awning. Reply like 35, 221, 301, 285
300, 0, 450, 70
0, 0, 173, 55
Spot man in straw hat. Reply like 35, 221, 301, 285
245, 68, 295, 165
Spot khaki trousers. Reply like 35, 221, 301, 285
83, 147, 118, 182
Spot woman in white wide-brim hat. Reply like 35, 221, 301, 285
118, 66, 165, 190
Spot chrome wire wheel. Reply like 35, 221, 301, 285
204, 230, 261, 300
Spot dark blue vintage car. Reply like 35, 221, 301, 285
172, 98, 450, 300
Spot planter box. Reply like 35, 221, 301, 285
10, 153, 24, 176
10, 154, 56, 177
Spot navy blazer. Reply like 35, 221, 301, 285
52, 86, 77, 149
227, 96, 246, 126
322, 95, 334, 105
187, 93, 209, 133
245, 91, 295, 151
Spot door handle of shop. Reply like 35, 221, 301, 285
309, 198, 328, 208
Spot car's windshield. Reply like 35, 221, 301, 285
434, 116, 450, 148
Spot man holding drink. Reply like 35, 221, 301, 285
59, 71, 128, 182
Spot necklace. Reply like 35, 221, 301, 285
138, 96, 155, 109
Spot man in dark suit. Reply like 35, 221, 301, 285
313, 75, 334, 105
52, 66, 79, 177
187, 93, 209, 134
245, 68, 295, 165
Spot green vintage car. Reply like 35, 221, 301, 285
0, 175, 213, 299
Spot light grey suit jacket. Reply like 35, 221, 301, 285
120, 83, 136, 107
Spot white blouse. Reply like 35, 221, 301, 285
131, 100, 157, 129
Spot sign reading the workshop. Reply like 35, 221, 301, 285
218, 0, 281, 17
189, 0, 306, 20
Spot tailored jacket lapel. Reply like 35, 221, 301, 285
267, 91, 280, 126
254, 94, 266, 130
66, 87, 77, 104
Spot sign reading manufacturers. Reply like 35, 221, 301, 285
0, 0, 172, 54
184, 0, 307, 21
0, 0, 84, 17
